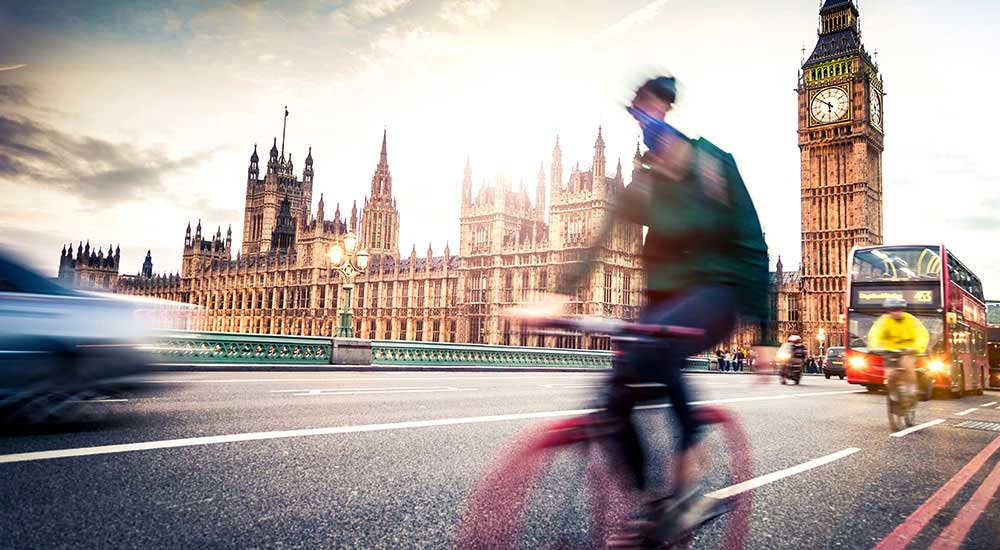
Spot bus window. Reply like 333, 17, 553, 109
848, 312, 946, 354
851, 247, 941, 282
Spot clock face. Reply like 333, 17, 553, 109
870, 85, 883, 128
810, 87, 850, 124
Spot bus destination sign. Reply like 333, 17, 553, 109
852, 287, 940, 308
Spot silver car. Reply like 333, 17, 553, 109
0, 251, 155, 422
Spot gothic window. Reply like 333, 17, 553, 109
449, 280, 457, 306
401, 283, 409, 308
415, 320, 424, 341
432, 320, 441, 342
502, 320, 511, 346
521, 272, 529, 301
449, 320, 456, 343
434, 281, 442, 307
623, 273, 632, 306
384, 282, 393, 308
400, 319, 408, 340
604, 270, 613, 304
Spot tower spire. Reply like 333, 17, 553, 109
280, 106, 289, 158
380, 127, 388, 165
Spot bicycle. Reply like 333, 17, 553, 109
879, 350, 922, 431
454, 316, 753, 549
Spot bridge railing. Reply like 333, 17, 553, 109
146, 331, 711, 370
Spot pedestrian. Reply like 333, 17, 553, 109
716, 349, 725, 372
736, 349, 744, 372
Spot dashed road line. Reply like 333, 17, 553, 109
0, 389, 865, 465
890, 419, 945, 438
706, 447, 861, 500
980, 401, 996, 408
955, 408, 979, 417
269, 387, 477, 397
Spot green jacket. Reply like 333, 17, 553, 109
563, 137, 769, 320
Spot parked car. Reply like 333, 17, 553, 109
0, 250, 156, 423
824, 346, 846, 379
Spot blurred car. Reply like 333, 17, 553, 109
824, 346, 846, 380
0, 250, 155, 423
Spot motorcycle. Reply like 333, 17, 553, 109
776, 344, 804, 385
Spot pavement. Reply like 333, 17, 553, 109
1, 371, 999, 549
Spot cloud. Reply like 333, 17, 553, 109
439, 0, 499, 29
0, 84, 34, 107
351, 0, 411, 20
575, 0, 670, 52
0, 114, 220, 202
0, 64, 28, 72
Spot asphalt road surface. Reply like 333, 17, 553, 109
2, 371, 999, 549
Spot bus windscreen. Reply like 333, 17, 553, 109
851, 246, 942, 283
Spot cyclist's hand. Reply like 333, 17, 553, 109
505, 293, 569, 322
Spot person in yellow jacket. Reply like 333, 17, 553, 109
867, 297, 929, 396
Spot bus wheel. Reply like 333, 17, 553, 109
949, 374, 963, 399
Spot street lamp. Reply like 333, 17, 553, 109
817, 327, 826, 359
329, 232, 370, 338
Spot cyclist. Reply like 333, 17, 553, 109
867, 297, 929, 400
536, 75, 769, 544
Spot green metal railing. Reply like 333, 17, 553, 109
149, 330, 331, 364
148, 330, 711, 370
371, 340, 612, 369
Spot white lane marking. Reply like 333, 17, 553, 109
955, 408, 980, 416
0, 388, 868, 465
140, 375, 599, 384
706, 448, 861, 500
980, 401, 997, 408
269, 387, 477, 397
77, 398, 129, 403
890, 419, 946, 438
791, 390, 867, 398
540, 384, 604, 389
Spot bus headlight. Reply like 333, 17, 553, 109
849, 356, 866, 369
926, 360, 945, 373
776, 350, 791, 361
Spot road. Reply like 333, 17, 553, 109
1, 371, 999, 549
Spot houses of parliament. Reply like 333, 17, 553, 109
57, 0, 884, 354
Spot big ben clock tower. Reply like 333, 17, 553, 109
798, 0, 884, 353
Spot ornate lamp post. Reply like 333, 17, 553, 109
329, 233, 369, 338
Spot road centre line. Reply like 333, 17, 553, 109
955, 408, 979, 416
890, 419, 945, 438
0, 388, 865, 465
706, 447, 860, 500
140, 375, 601, 384
980, 401, 997, 407
929, 459, 1000, 550
874, 435, 1000, 550
269, 387, 477, 397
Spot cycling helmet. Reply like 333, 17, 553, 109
636, 76, 677, 104
788, 335, 802, 343
884, 297, 907, 310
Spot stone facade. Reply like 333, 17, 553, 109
793, 0, 884, 354
103, 126, 644, 349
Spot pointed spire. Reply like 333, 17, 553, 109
305, 146, 313, 165
380, 127, 388, 162
615, 157, 622, 179
595, 125, 605, 148
250, 143, 259, 162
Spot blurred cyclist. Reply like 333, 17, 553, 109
867, 297, 929, 398
535, 75, 769, 544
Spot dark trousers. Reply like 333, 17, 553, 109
604, 285, 738, 491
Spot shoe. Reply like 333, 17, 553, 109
607, 485, 711, 548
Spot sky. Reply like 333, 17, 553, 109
1, 0, 999, 291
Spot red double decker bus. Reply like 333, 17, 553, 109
845, 245, 987, 397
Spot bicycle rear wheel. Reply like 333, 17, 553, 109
454, 416, 632, 549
